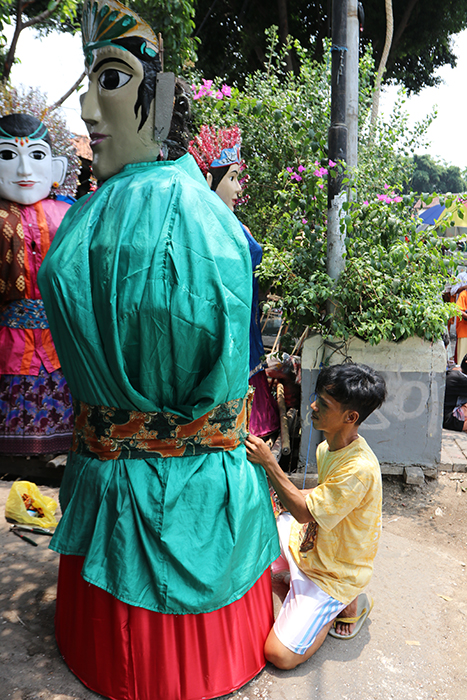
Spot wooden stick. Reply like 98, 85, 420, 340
271, 434, 282, 462
260, 307, 272, 333
271, 320, 284, 355
292, 326, 310, 356
276, 382, 291, 456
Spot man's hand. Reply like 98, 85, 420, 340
245, 433, 275, 469
245, 434, 315, 524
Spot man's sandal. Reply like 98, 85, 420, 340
328, 593, 374, 639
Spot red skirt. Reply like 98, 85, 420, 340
55, 555, 273, 700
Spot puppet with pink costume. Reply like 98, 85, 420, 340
0, 113, 73, 455
189, 125, 280, 437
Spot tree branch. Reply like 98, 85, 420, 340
45, 70, 86, 116
369, 0, 394, 136
3, 0, 24, 83
2, 0, 65, 82
22, 0, 63, 29
277, 0, 293, 72
390, 0, 419, 58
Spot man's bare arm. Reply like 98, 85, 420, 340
245, 434, 316, 524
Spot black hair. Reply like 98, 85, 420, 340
461, 354, 467, 374
315, 363, 387, 425
0, 113, 51, 147
113, 37, 162, 131
165, 77, 192, 160
208, 164, 230, 191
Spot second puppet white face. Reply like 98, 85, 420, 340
0, 138, 64, 205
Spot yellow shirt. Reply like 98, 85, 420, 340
289, 436, 382, 604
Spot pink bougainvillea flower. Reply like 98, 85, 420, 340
314, 166, 328, 178
384, 183, 390, 189
363, 200, 369, 206
392, 195, 402, 203
291, 173, 302, 181
221, 84, 232, 97
215, 91, 223, 99
286, 167, 293, 173
298, 165, 306, 172
318, 183, 324, 189
328, 159, 337, 168
302, 218, 308, 224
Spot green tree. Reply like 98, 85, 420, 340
0, 0, 197, 86
0, 0, 80, 82
127, 0, 197, 73
410, 155, 467, 194
443, 165, 466, 194
193, 0, 467, 93
363, 0, 467, 93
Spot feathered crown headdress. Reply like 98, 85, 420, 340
81, 0, 159, 65
188, 125, 242, 176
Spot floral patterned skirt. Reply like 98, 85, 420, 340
0, 364, 73, 455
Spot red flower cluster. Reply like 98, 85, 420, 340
188, 125, 242, 176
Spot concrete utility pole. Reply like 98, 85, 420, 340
346, 0, 359, 171
327, 0, 348, 283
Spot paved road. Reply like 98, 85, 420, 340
1, 461, 466, 700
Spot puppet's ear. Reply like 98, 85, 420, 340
154, 72, 175, 142
52, 156, 68, 186
206, 171, 213, 189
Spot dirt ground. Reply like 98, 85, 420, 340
0, 470, 466, 700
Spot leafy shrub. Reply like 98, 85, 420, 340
188, 30, 459, 347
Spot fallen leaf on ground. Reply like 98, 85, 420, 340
437, 594, 453, 601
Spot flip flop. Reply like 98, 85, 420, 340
328, 593, 374, 639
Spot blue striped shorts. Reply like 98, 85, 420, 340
273, 513, 346, 655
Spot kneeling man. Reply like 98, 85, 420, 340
246, 363, 387, 670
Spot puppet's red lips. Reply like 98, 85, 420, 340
15, 181, 36, 187
89, 133, 108, 146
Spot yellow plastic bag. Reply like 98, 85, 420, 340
5, 481, 58, 528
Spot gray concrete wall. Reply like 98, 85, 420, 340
299, 335, 446, 471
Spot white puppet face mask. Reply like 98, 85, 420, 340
0, 138, 67, 205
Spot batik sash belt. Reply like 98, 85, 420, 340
72, 390, 254, 461
0, 299, 49, 329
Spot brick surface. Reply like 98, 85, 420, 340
404, 466, 425, 486
441, 429, 467, 473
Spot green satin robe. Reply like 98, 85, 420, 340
38, 154, 279, 614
